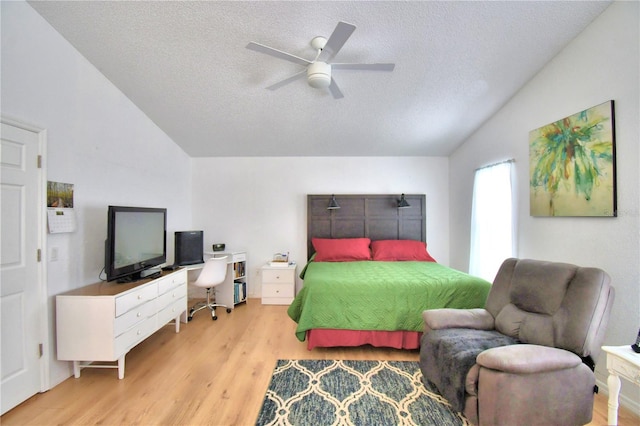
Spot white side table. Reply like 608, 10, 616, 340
602, 345, 640, 425
261, 263, 296, 305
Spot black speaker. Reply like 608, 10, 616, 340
174, 231, 204, 266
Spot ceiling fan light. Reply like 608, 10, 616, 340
307, 62, 331, 89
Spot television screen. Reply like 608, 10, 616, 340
105, 206, 166, 282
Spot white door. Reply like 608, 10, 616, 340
1, 121, 46, 414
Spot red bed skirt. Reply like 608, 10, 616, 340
306, 329, 422, 350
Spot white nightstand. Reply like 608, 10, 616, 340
602, 345, 640, 425
261, 263, 296, 305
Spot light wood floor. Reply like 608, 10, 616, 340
2, 300, 638, 425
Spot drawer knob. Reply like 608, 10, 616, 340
137, 295, 142, 299
137, 312, 141, 317
137, 330, 141, 335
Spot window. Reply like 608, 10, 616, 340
469, 160, 514, 281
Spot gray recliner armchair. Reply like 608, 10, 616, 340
419, 258, 614, 426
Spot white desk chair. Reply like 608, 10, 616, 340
188, 256, 232, 321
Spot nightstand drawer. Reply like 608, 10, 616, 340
263, 269, 295, 283
262, 296, 294, 305
262, 283, 294, 298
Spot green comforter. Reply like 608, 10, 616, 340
287, 261, 491, 342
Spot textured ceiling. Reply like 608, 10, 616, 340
27, 1, 611, 157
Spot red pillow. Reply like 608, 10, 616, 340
371, 240, 436, 262
312, 238, 372, 262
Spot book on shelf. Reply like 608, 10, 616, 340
233, 261, 245, 278
233, 280, 246, 304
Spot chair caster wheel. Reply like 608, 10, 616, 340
226, 308, 232, 313
188, 316, 193, 322
212, 315, 218, 320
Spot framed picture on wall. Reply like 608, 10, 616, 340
529, 100, 616, 217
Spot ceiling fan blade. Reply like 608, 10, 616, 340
266, 70, 307, 91
317, 21, 356, 63
331, 63, 395, 71
246, 42, 312, 66
328, 78, 344, 99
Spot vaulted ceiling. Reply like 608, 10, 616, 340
28, 1, 611, 157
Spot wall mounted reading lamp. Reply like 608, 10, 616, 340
327, 194, 340, 210
398, 194, 411, 209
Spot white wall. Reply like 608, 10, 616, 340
191, 157, 449, 295
1, 2, 193, 387
449, 1, 639, 413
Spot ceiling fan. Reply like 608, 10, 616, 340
246, 21, 395, 99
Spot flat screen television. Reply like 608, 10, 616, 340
105, 205, 167, 283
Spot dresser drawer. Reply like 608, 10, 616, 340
114, 315, 157, 357
114, 299, 156, 337
157, 297, 187, 326
115, 283, 158, 316
262, 282, 294, 298
157, 271, 187, 295
263, 269, 295, 283
157, 283, 187, 309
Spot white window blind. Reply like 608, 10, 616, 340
469, 160, 514, 281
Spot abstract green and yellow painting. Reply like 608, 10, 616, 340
529, 100, 616, 217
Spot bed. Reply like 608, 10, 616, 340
286, 194, 492, 350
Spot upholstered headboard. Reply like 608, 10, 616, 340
307, 194, 426, 259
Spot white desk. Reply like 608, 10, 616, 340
185, 251, 246, 309
602, 345, 640, 425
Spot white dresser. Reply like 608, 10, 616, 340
56, 269, 187, 379
261, 263, 296, 305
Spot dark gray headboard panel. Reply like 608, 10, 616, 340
307, 194, 426, 259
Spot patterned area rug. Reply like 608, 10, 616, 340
255, 359, 470, 426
